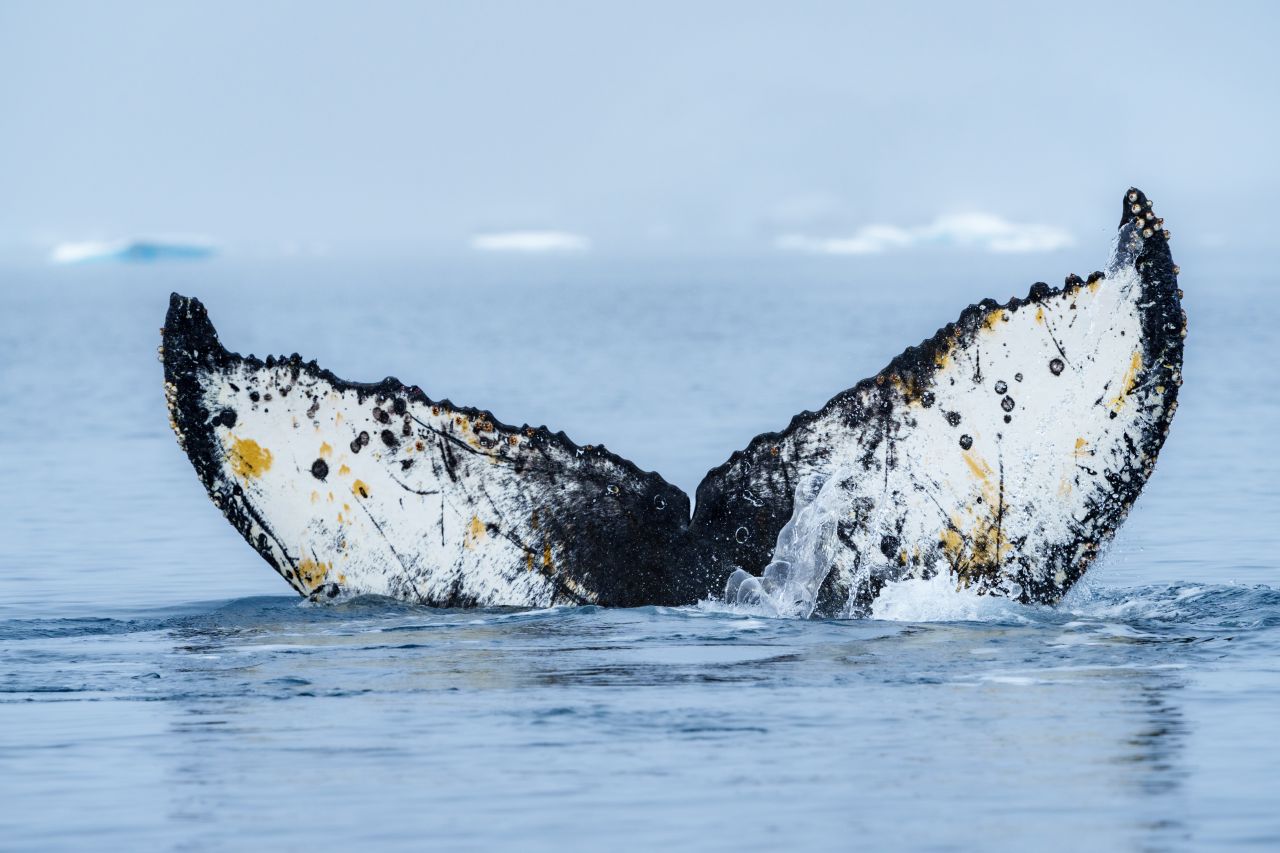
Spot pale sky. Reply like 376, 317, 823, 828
1, 1, 1276, 257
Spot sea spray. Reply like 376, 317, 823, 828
722, 470, 1028, 621
725, 473, 845, 618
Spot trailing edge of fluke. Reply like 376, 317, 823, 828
162, 188, 1184, 617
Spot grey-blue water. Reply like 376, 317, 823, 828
2, 253, 1277, 850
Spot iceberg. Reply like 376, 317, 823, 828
51, 237, 217, 265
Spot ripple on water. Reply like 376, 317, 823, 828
2, 587, 1277, 850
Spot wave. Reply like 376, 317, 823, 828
2, 583, 1276, 644
702, 580, 1280, 632
0, 595, 597, 642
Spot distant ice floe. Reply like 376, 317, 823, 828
776, 213, 1074, 255
469, 230, 590, 253
51, 236, 218, 264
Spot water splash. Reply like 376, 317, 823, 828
724, 474, 843, 618
713, 464, 1280, 626
718, 469, 1011, 621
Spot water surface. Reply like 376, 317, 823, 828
1, 254, 1276, 850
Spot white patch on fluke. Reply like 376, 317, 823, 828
192, 377, 574, 605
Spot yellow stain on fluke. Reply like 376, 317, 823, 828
940, 526, 964, 559
933, 337, 954, 370
941, 507, 1013, 588
962, 450, 993, 483
295, 558, 331, 591
464, 515, 487, 549
352, 480, 370, 499
1110, 349, 1143, 412
887, 372, 926, 404
939, 449, 1016, 588
319, 442, 333, 457
228, 437, 272, 479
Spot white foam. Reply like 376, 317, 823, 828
869, 572, 1031, 623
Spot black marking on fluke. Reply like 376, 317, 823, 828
162, 189, 1184, 616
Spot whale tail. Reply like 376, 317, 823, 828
696, 188, 1184, 615
162, 188, 1184, 615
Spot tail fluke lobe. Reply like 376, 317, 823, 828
161, 294, 697, 606
163, 293, 309, 587
696, 189, 1185, 616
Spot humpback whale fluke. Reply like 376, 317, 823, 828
162, 188, 1184, 616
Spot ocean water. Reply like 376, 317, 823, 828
1, 252, 1277, 850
